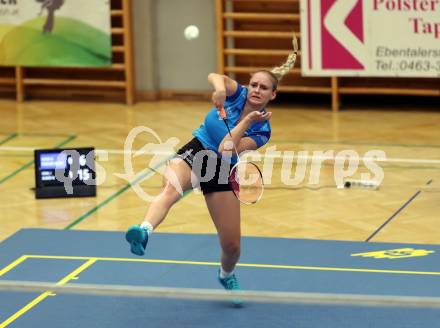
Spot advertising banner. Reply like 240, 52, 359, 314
300, 0, 440, 77
0, 0, 111, 67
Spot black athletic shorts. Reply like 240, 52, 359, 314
176, 137, 233, 195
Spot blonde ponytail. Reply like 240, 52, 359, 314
270, 35, 299, 82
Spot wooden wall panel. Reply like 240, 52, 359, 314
216, 0, 440, 110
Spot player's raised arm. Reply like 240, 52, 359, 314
208, 73, 238, 109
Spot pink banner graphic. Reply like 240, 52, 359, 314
301, 0, 440, 77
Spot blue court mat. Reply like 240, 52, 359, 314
1, 229, 440, 327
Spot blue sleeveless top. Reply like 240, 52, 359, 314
192, 84, 271, 164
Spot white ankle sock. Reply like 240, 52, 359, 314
219, 267, 234, 279
140, 221, 154, 235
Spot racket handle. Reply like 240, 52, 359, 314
219, 107, 227, 119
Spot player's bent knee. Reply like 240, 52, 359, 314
159, 183, 183, 204
222, 242, 241, 257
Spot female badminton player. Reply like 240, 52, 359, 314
126, 47, 297, 298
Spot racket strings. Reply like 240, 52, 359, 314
230, 161, 264, 204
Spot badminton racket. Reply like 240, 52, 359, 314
219, 107, 264, 204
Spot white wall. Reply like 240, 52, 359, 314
133, 0, 217, 92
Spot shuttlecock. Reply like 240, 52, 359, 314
184, 25, 199, 40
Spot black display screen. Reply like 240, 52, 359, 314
34, 147, 96, 198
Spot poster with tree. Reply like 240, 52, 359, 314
0, 0, 111, 67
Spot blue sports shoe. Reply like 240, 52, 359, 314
218, 270, 242, 306
125, 225, 149, 256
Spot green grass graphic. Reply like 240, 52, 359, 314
0, 16, 111, 66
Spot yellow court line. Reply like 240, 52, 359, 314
24, 254, 440, 276
1, 254, 440, 327
0, 258, 97, 328
0, 256, 28, 278
0, 292, 54, 328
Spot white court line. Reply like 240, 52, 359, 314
0, 146, 439, 165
